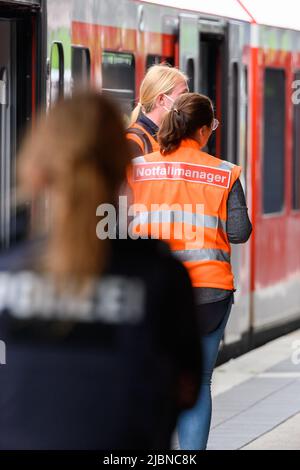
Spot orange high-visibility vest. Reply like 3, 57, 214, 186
129, 139, 242, 290
126, 122, 160, 155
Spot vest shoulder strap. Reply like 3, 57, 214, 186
126, 125, 153, 155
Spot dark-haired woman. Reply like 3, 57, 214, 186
129, 93, 252, 450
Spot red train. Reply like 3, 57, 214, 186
0, 0, 300, 358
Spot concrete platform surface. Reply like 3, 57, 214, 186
208, 329, 300, 450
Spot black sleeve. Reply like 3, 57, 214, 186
227, 179, 253, 244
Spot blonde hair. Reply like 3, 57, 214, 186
130, 64, 187, 124
19, 92, 131, 288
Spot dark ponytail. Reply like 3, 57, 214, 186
158, 93, 214, 155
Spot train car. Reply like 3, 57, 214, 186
0, 0, 300, 359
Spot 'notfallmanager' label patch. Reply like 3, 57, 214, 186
133, 162, 231, 189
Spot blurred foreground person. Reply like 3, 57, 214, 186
129, 93, 252, 450
0, 93, 200, 450
127, 64, 188, 157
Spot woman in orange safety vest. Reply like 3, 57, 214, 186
129, 93, 252, 450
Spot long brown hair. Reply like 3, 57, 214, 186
158, 93, 214, 155
19, 92, 131, 287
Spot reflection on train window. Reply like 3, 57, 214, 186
71, 46, 91, 90
186, 58, 195, 92
263, 68, 285, 214
146, 55, 162, 69
292, 71, 300, 210
49, 41, 64, 105
146, 55, 175, 70
101, 51, 135, 124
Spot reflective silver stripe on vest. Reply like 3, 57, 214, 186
173, 248, 230, 263
132, 156, 146, 164
132, 211, 227, 233
218, 160, 235, 171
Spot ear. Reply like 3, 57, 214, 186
196, 126, 209, 145
199, 126, 206, 137
156, 93, 164, 106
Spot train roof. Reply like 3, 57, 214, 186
141, 0, 300, 32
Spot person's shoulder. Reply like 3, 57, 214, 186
199, 151, 223, 166
200, 152, 241, 171
144, 151, 162, 162
126, 121, 147, 137
131, 151, 162, 164
126, 122, 141, 132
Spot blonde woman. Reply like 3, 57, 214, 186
127, 64, 188, 157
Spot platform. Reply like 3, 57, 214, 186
208, 329, 300, 450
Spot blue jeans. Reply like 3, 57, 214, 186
178, 295, 233, 450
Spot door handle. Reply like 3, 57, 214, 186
0, 68, 8, 106
0, 67, 9, 248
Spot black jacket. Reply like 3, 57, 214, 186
0, 238, 200, 450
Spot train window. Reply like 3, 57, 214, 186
50, 41, 64, 104
71, 46, 91, 89
186, 58, 195, 92
146, 55, 175, 70
146, 55, 162, 69
263, 68, 285, 214
292, 71, 300, 210
101, 51, 135, 122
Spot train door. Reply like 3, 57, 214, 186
0, 2, 42, 250
197, 19, 251, 349
223, 22, 251, 350
0, 20, 15, 249
179, 16, 252, 352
